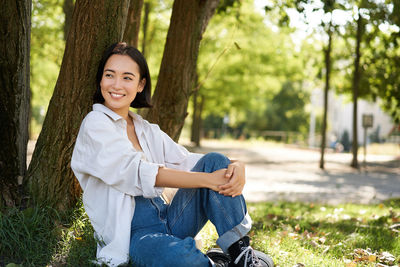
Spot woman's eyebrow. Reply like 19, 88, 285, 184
123, 72, 135, 76
104, 69, 135, 76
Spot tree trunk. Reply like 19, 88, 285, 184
145, 0, 220, 141
351, 13, 363, 169
190, 89, 204, 147
141, 2, 151, 56
319, 23, 333, 169
0, 0, 31, 208
124, 0, 144, 48
63, 0, 74, 41
27, 0, 130, 210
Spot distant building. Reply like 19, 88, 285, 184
309, 89, 396, 147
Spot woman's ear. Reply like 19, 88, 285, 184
138, 78, 146, 93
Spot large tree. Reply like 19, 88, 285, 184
145, 0, 220, 141
63, 0, 74, 41
27, 0, 130, 210
124, 0, 144, 48
0, 0, 31, 208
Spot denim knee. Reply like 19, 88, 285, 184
192, 152, 230, 173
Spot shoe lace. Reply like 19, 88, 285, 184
233, 246, 260, 267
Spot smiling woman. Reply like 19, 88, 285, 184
93, 43, 152, 110
71, 42, 273, 267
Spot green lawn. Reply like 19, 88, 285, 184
1, 199, 399, 267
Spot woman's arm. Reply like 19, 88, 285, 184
155, 167, 230, 192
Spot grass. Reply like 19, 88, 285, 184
1, 199, 399, 267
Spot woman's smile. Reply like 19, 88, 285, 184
100, 54, 145, 118
109, 92, 126, 99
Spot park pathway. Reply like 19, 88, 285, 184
189, 140, 400, 204
27, 140, 400, 204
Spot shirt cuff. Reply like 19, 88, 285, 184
138, 160, 164, 198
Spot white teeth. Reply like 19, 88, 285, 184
110, 93, 124, 98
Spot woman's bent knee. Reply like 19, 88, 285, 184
202, 152, 230, 166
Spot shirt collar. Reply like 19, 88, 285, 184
92, 104, 145, 136
93, 104, 123, 121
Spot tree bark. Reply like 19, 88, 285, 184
145, 0, 220, 141
319, 22, 333, 169
0, 0, 31, 208
190, 90, 204, 147
141, 2, 151, 57
124, 0, 144, 48
27, 0, 130, 210
63, 0, 74, 41
351, 13, 363, 169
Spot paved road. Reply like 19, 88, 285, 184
27, 140, 399, 204
189, 140, 400, 204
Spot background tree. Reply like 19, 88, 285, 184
332, 0, 390, 168
27, 0, 130, 210
124, 0, 144, 47
266, 0, 344, 169
0, 0, 31, 208
144, 0, 220, 141
190, 0, 240, 146
63, 0, 74, 41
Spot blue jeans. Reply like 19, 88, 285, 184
129, 152, 252, 267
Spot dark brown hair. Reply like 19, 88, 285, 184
93, 42, 152, 108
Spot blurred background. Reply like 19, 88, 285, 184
30, 0, 399, 156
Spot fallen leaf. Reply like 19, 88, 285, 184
295, 224, 300, 232
378, 251, 395, 265
293, 263, 305, 267
346, 262, 357, 267
309, 240, 319, 248
389, 223, 400, 230
368, 255, 377, 262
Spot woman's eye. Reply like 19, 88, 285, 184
105, 73, 113, 78
124, 76, 133, 81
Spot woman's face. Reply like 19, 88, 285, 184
100, 54, 145, 116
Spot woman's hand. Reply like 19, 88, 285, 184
208, 169, 230, 192
218, 161, 246, 197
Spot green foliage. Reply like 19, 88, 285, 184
258, 81, 309, 133
197, 0, 309, 134
31, 0, 66, 137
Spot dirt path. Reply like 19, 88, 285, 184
189, 140, 400, 204
27, 139, 399, 204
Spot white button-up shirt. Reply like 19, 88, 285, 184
71, 104, 203, 266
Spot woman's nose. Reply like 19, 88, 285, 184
112, 78, 123, 90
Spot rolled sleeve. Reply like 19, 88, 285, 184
138, 160, 164, 198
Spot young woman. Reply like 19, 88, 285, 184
71, 42, 273, 267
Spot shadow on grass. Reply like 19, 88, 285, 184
0, 202, 98, 267
248, 199, 400, 259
